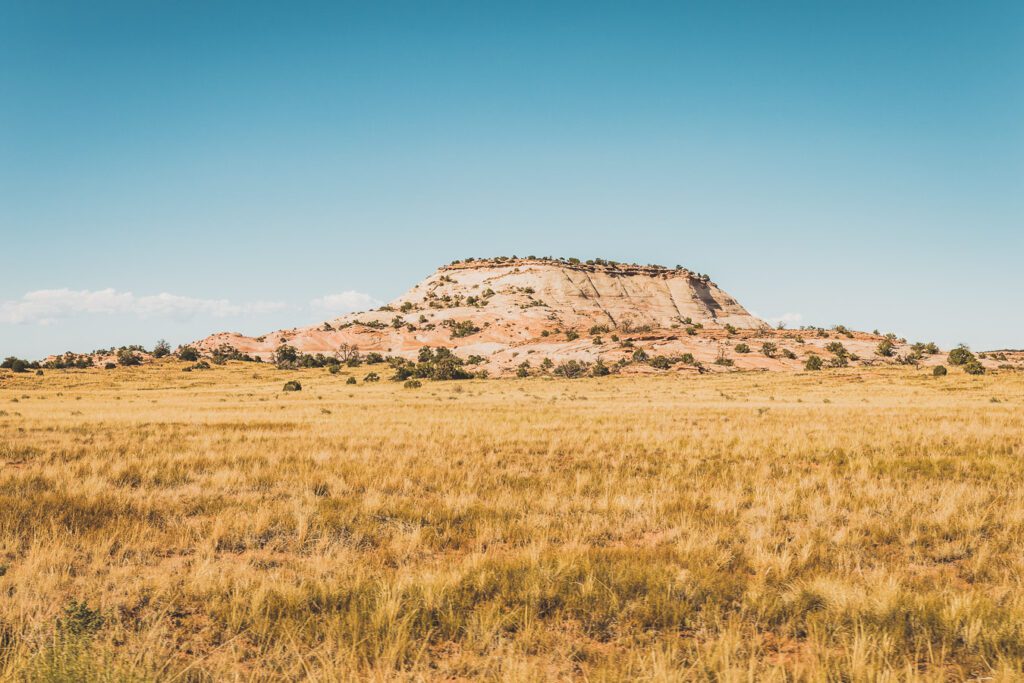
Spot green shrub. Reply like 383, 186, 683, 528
680, 353, 696, 365
805, 355, 824, 371
328, 364, 341, 374
589, 325, 610, 335
176, 345, 200, 362
104, 362, 116, 370
724, 324, 738, 335
734, 343, 751, 354
963, 360, 985, 375
282, 380, 302, 392
781, 348, 797, 360
116, 348, 142, 367
274, 345, 299, 367
390, 347, 473, 381
446, 320, 481, 338
403, 379, 422, 388
933, 365, 948, 376
948, 345, 975, 366
825, 342, 848, 358
591, 359, 610, 377
516, 362, 530, 378
877, 339, 896, 357
631, 349, 649, 363
566, 330, 580, 341
2, 357, 29, 373
346, 376, 357, 385
554, 360, 587, 378
649, 356, 673, 370
152, 339, 171, 358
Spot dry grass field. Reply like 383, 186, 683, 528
1, 361, 1023, 681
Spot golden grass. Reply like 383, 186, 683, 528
0, 361, 1022, 681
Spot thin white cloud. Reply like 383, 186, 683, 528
309, 291, 379, 314
0, 288, 286, 325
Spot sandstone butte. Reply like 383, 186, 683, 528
191, 257, 992, 376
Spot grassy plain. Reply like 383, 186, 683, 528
0, 361, 1022, 681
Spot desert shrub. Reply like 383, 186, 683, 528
282, 380, 302, 392
2, 357, 29, 373
152, 339, 171, 358
391, 347, 473, 381
116, 348, 142, 367
565, 330, 579, 341
554, 360, 587, 378
933, 365, 948, 376
761, 342, 777, 358
877, 339, 896, 357
631, 349, 649, 363
190, 361, 211, 370
724, 324, 738, 335
834, 325, 854, 338
465, 355, 484, 365
400, 302, 414, 312
948, 345, 975, 366
685, 327, 697, 336
540, 330, 550, 337
825, 342, 848, 358
211, 344, 256, 364
365, 352, 384, 364
516, 362, 530, 378
346, 376, 357, 385
591, 359, 610, 377
805, 355, 824, 371
274, 345, 299, 368
328, 364, 340, 375
445, 320, 481, 338
104, 362, 116, 370
649, 356, 673, 370
589, 325, 610, 335
403, 379, 422, 389
680, 353, 696, 365
364, 372, 380, 382
781, 348, 797, 360
734, 343, 751, 354
963, 360, 985, 375
176, 345, 200, 362
43, 352, 93, 369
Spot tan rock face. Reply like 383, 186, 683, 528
192, 258, 961, 376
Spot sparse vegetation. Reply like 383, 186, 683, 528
948, 345, 976, 367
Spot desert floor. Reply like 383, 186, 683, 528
1, 362, 1023, 681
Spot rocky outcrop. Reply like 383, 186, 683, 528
194, 257, 939, 375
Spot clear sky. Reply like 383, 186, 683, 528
2, 1, 1022, 359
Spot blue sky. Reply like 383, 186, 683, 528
1, 1, 1022, 358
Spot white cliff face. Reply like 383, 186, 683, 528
386, 259, 765, 332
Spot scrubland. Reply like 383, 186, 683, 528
0, 361, 1022, 681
